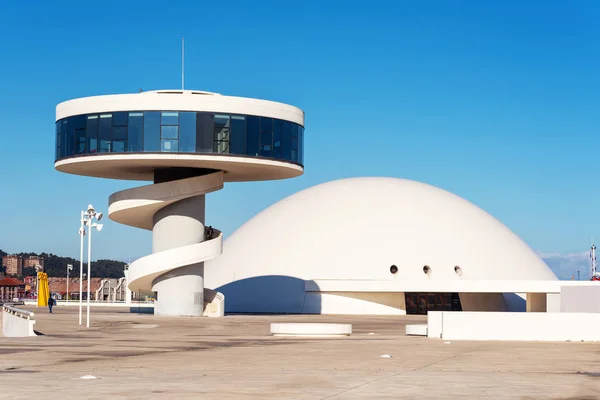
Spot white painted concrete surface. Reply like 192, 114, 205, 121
57, 90, 304, 126
109, 171, 226, 317
427, 311, 600, 341
270, 323, 352, 337
56, 153, 303, 182
305, 280, 595, 294
547, 293, 561, 312
205, 177, 558, 315
2, 305, 36, 337
405, 324, 428, 336
202, 289, 225, 317
561, 285, 600, 313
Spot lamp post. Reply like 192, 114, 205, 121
78, 211, 86, 325
66, 264, 73, 305
84, 204, 103, 328
34, 264, 43, 302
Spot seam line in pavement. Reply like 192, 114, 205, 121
319, 351, 467, 399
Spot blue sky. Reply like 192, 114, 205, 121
0, 1, 598, 278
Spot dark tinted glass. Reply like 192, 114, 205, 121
282, 121, 292, 160
298, 126, 304, 164
76, 129, 86, 154
128, 113, 143, 152
113, 140, 125, 152
56, 111, 303, 165
99, 115, 112, 140
230, 115, 245, 154
196, 112, 213, 152
291, 124, 298, 150
161, 112, 178, 125
273, 119, 282, 159
62, 120, 68, 150
261, 117, 273, 132
179, 112, 196, 152
99, 140, 111, 153
56, 122, 61, 159
112, 112, 128, 126
67, 118, 75, 157
291, 124, 298, 162
86, 116, 98, 153
161, 125, 178, 139
113, 126, 127, 140
143, 112, 161, 152
246, 116, 260, 156
260, 131, 272, 157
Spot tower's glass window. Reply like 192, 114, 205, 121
230, 115, 246, 155
56, 110, 304, 165
179, 112, 196, 152
246, 116, 260, 156
128, 112, 143, 152
143, 112, 161, 152
161, 112, 178, 125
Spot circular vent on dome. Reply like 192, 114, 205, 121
423, 265, 431, 276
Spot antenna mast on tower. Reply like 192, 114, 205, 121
591, 242, 598, 281
182, 37, 185, 90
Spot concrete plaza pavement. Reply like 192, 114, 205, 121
1, 306, 600, 399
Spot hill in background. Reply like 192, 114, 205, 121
0, 248, 126, 279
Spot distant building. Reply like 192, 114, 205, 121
0, 277, 26, 301
23, 256, 44, 270
1, 255, 44, 278
2, 255, 23, 277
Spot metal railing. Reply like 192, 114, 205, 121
2, 304, 35, 320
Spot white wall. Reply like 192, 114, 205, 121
57, 90, 304, 126
561, 286, 600, 313
459, 293, 507, 311
309, 293, 406, 315
2, 308, 36, 337
427, 311, 600, 341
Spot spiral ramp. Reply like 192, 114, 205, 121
108, 171, 225, 316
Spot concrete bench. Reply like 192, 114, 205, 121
270, 323, 352, 337
2, 304, 36, 337
405, 324, 428, 336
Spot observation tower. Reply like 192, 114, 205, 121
54, 89, 305, 316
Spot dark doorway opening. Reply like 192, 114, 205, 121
404, 292, 462, 315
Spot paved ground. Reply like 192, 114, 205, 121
1, 306, 600, 399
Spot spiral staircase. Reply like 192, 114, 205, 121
108, 171, 225, 316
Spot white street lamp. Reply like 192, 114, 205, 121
34, 264, 43, 302
66, 264, 73, 305
78, 212, 87, 325
85, 204, 103, 328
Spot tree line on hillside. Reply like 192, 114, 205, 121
0, 249, 126, 279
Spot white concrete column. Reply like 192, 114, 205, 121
124, 270, 132, 304
151, 195, 206, 316
526, 293, 547, 312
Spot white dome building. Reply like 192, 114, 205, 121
204, 177, 557, 315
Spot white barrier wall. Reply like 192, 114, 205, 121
546, 293, 561, 312
427, 311, 600, 342
202, 289, 225, 317
2, 305, 36, 337
561, 286, 600, 313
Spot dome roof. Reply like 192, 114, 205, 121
204, 177, 556, 312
